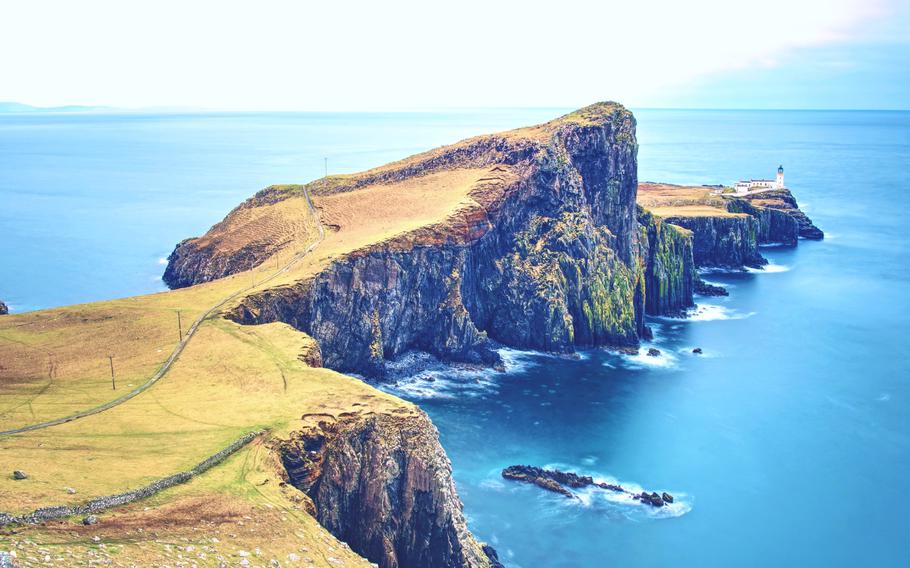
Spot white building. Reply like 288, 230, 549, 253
734, 166, 785, 193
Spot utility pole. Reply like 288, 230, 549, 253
177, 311, 183, 342
108, 355, 115, 390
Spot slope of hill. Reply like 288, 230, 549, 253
3, 103, 705, 567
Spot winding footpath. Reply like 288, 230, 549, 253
0, 188, 325, 438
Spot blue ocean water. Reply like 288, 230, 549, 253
2, 109, 909, 566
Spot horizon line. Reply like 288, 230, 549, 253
2, 102, 909, 114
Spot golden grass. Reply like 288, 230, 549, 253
648, 205, 746, 219
313, 167, 492, 253
191, 195, 321, 258
637, 182, 744, 219
0, 319, 412, 514
6, 443, 374, 567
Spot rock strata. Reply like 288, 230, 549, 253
278, 411, 498, 568
740, 188, 824, 240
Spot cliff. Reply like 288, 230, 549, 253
637, 208, 695, 315
739, 188, 824, 240
203, 102, 696, 377
0, 300, 7, 315
660, 212, 766, 269
277, 411, 496, 568
638, 183, 820, 269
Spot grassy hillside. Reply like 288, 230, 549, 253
1, 104, 633, 566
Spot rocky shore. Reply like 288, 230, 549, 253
502, 465, 674, 507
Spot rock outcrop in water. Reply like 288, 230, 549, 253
277, 411, 497, 568
501, 465, 673, 507
222, 103, 695, 376
0, 301, 7, 315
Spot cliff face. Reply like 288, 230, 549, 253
637, 209, 695, 316
0, 301, 7, 315
231, 247, 500, 376
277, 411, 495, 568
725, 198, 799, 245
226, 103, 692, 376
658, 213, 766, 269
740, 188, 824, 240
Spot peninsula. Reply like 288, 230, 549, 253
0, 103, 820, 567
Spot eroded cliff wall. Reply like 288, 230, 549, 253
637, 208, 695, 316
277, 411, 496, 568
657, 213, 766, 269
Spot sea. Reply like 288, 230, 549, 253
2, 108, 909, 567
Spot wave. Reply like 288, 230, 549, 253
527, 465, 693, 520
379, 347, 540, 400
745, 262, 790, 273
655, 303, 754, 322
157, 257, 168, 265
615, 346, 679, 370
687, 303, 755, 321
699, 278, 733, 290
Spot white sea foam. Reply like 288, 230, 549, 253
746, 262, 790, 273
686, 303, 755, 321
619, 346, 679, 370
379, 347, 540, 400
877, 393, 891, 402
157, 257, 168, 265
536, 468, 693, 520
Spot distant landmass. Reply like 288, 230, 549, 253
0, 101, 109, 114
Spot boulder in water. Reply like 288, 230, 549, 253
646, 348, 661, 357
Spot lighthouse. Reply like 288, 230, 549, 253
776, 165, 785, 189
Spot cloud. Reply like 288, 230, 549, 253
0, 0, 900, 109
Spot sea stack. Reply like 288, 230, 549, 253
0, 300, 8, 315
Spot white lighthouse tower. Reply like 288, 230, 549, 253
776, 165, 785, 189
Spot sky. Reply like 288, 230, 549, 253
1, 0, 908, 110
